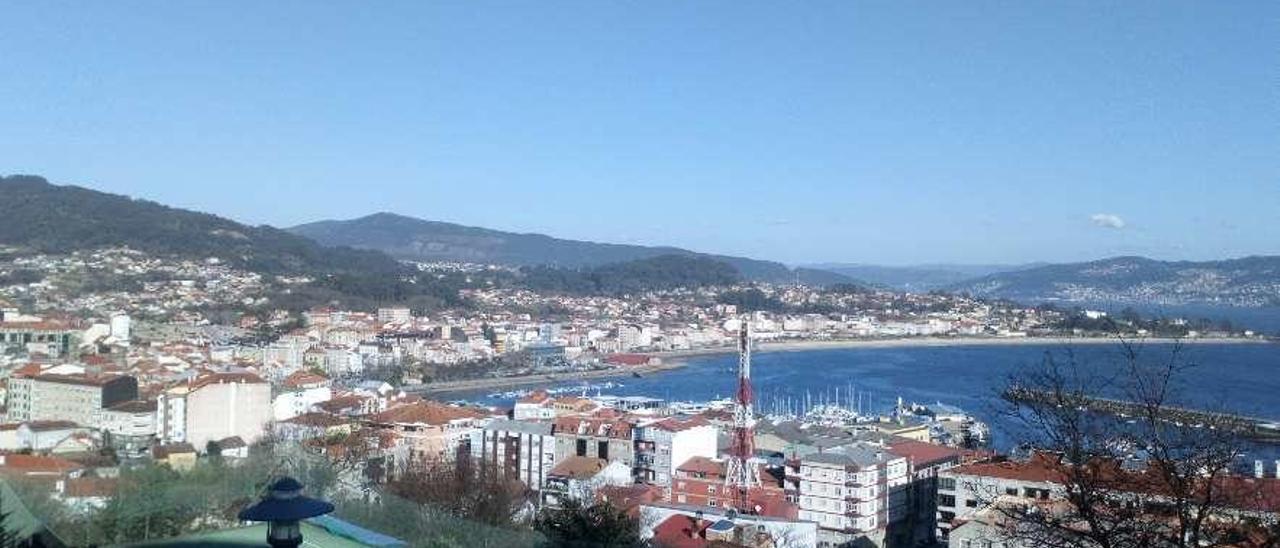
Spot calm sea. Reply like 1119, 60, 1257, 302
463, 341, 1280, 460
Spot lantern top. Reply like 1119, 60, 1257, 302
238, 476, 335, 522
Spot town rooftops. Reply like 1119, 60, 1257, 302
548, 456, 609, 480
804, 442, 898, 468
650, 515, 714, 548
152, 443, 197, 460
552, 416, 633, 439
675, 456, 725, 479
371, 401, 486, 426
887, 439, 964, 468
516, 389, 551, 405
33, 372, 131, 387
0, 453, 84, 476
62, 476, 117, 498
107, 400, 157, 413
646, 415, 710, 433
595, 484, 664, 517
483, 419, 553, 436
282, 370, 330, 389
189, 372, 265, 391
947, 451, 1066, 484
21, 420, 80, 432
283, 412, 350, 428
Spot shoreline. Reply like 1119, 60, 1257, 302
407, 360, 685, 395
411, 335, 1269, 396
656, 335, 1270, 362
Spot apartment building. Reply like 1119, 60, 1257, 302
552, 414, 634, 469
369, 400, 488, 471
96, 400, 157, 458
791, 443, 909, 548
5, 370, 137, 426
157, 372, 272, 451
633, 415, 717, 486
0, 319, 79, 358
935, 453, 1062, 544
670, 456, 796, 518
471, 419, 557, 493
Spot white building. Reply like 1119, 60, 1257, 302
109, 312, 131, 344
793, 443, 909, 547
634, 416, 718, 486
272, 371, 332, 421
935, 453, 1063, 544
471, 420, 557, 492
157, 372, 272, 451
513, 390, 556, 421
377, 307, 412, 324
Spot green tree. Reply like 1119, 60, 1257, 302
533, 499, 646, 548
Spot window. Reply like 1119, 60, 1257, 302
939, 477, 956, 490
1005, 487, 1017, 496
598, 441, 608, 460
575, 439, 587, 457
1022, 487, 1036, 498
965, 499, 978, 508
938, 494, 955, 507
940, 511, 955, 523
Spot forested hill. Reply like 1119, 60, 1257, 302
950, 255, 1280, 307
521, 254, 741, 295
0, 175, 403, 275
289, 212, 852, 286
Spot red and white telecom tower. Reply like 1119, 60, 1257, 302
724, 318, 761, 512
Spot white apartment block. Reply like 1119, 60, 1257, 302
157, 372, 272, 451
935, 454, 1062, 544
633, 416, 718, 486
5, 372, 137, 426
793, 443, 909, 547
471, 420, 557, 492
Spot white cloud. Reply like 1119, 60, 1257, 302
1089, 213, 1126, 229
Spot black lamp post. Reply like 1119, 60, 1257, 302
238, 477, 335, 548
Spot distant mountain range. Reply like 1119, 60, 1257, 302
0, 175, 402, 276
950, 256, 1280, 307
4, 175, 1278, 308
806, 263, 1043, 291
288, 213, 854, 285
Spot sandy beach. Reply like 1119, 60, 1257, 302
410, 335, 1270, 395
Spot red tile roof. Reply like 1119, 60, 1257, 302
372, 401, 485, 426
596, 484, 664, 517
676, 456, 725, 479
553, 416, 633, 439
282, 370, 329, 389
650, 416, 710, 432
0, 453, 83, 476
650, 515, 713, 548
517, 389, 551, 404
283, 412, 350, 428
549, 456, 609, 480
887, 440, 964, 468
63, 476, 117, 498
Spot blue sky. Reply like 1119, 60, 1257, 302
2, 1, 1276, 265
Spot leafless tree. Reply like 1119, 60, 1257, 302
978, 337, 1280, 548
386, 455, 534, 528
